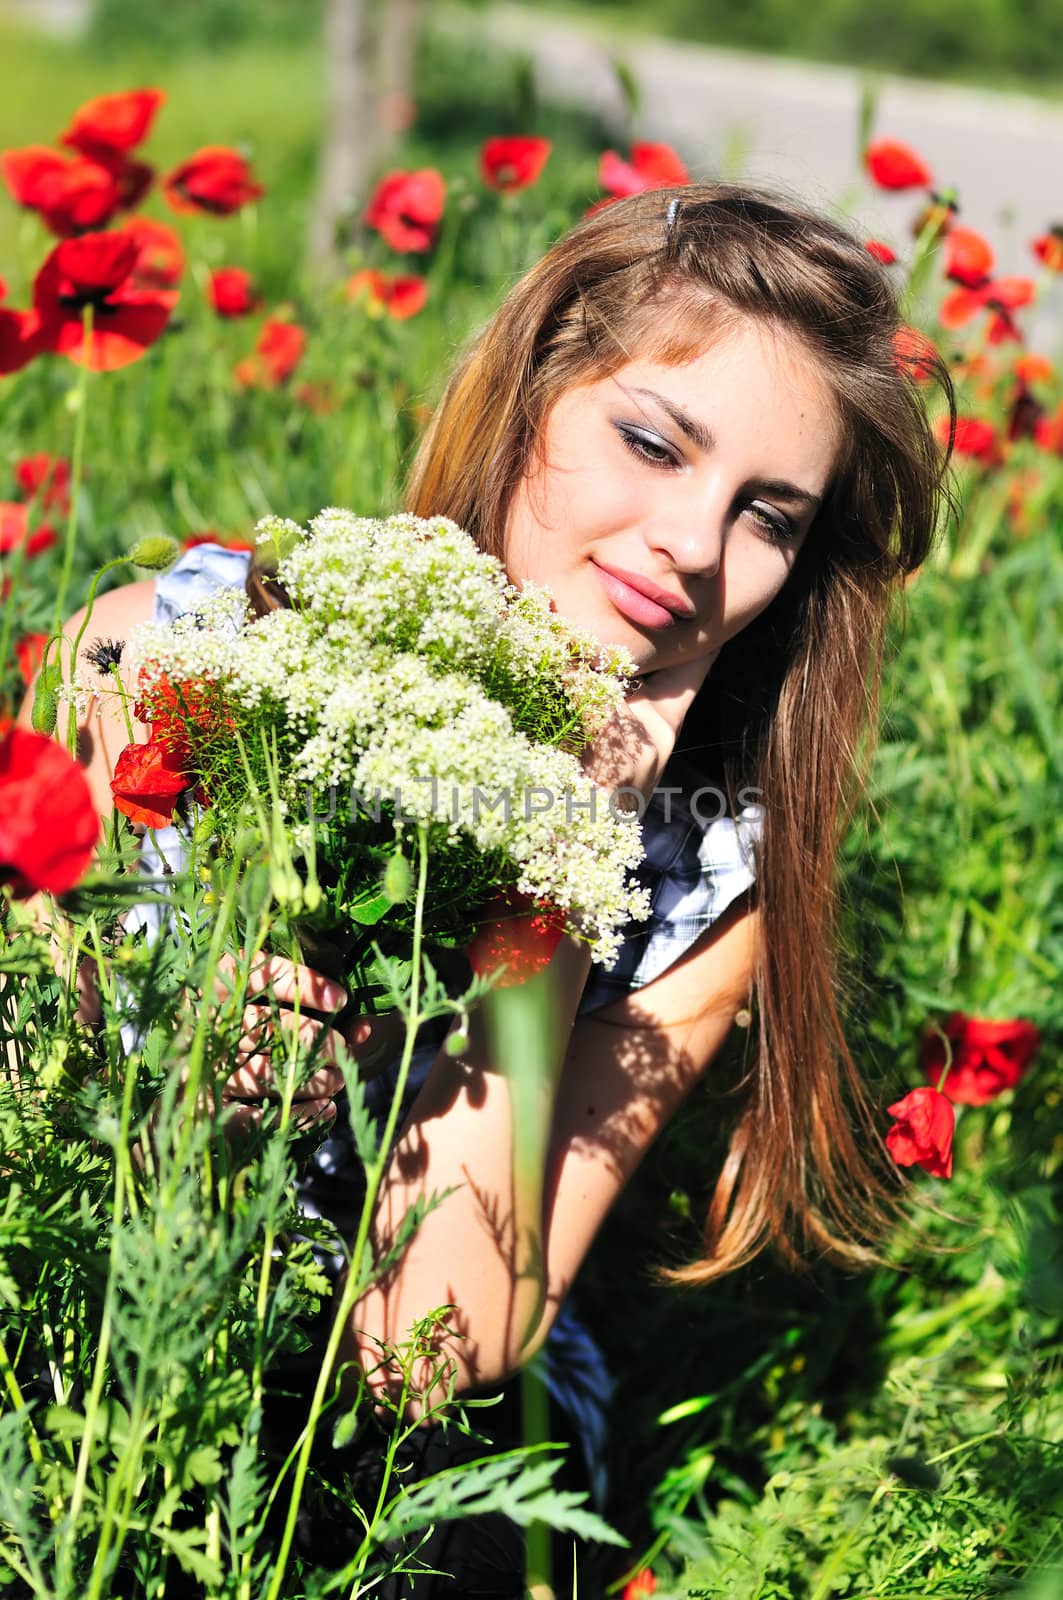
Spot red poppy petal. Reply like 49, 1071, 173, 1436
50, 292, 175, 371
630, 141, 689, 185
62, 89, 165, 156
0, 728, 99, 896
864, 138, 932, 190
466, 891, 567, 988
1, 146, 68, 208
54, 230, 139, 295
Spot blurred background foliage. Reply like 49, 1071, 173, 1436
493, 0, 1063, 90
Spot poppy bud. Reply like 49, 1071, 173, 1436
444, 1028, 470, 1057
383, 851, 412, 903
30, 683, 57, 735
128, 534, 179, 571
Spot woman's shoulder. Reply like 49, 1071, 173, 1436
577, 751, 763, 1016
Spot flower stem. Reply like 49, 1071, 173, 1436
51, 308, 94, 641
263, 824, 432, 1600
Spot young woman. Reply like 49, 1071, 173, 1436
39, 182, 947, 1592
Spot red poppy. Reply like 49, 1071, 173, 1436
111, 735, 192, 830
1005, 465, 1043, 535
294, 379, 342, 415
1035, 401, 1063, 455
2, 146, 122, 238
1014, 352, 1054, 387
208, 267, 262, 318
936, 414, 997, 464
62, 89, 165, 159
124, 216, 185, 291
886, 1086, 954, 1178
15, 454, 71, 512
622, 1574, 657, 1600
940, 276, 1034, 346
0, 727, 99, 896
346, 268, 428, 320
943, 226, 993, 289
162, 146, 264, 216
233, 316, 306, 389
33, 229, 176, 372
182, 530, 256, 552
480, 135, 552, 193
599, 142, 689, 199
364, 168, 446, 252
1031, 228, 1063, 272
1, 146, 68, 209
865, 239, 897, 265
0, 305, 47, 376
466, 890, 566, 989
864, 138, 932, 191
892, 325, 938, 384
0, 503, 58, 557
15, 632, 48, 686
1008, 381, 1044, 443
921, 1012, 1040, 1106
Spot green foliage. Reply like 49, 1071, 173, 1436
498, 0, 1063, 90
87, 0, 324, 57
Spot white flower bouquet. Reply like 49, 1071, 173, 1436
109, 510, 651, 1002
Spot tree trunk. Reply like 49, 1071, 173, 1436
307, 0, 420, 271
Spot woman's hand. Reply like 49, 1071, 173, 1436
214, 953, 402, 1137
581, 648, 720, 809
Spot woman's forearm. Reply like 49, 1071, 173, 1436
337, 933, 594, 1412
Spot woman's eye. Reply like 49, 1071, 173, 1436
745, 502, 797, 543
613, 423, 680, 470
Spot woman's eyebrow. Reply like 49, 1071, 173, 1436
626, 386, 823, 510
747, 477, 823, 512
627, 385, 715, 452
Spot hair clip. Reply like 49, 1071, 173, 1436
665, 196, 681, 230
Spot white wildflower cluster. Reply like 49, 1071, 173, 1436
123, 510, 651, 964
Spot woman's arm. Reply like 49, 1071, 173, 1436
341, 894, 758, 1407
17, 578, 158, 816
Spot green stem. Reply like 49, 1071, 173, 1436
263, 824, 432, 1600
522, 1361, 552, 1595
64, 558, 134, 750
55, 1034, 139, 1595
51, 307, 94, 640
807, 1482, 888, 1600
0, 1332, 45, 1471
0, 1535, 53, 1600
163, 869, 240, 1200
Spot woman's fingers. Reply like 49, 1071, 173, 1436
216, 950, 348, 1015
220, 1096, 339, 1139
228, 1007, 347, 1097
343, 1010, 406, 1079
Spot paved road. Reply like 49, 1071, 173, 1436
447, 4, 1063, 339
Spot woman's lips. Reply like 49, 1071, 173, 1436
591, 560, 679, 629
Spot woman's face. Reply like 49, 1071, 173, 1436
503, 319, 842, 675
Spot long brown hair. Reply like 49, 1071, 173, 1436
404, 183, 953, 1282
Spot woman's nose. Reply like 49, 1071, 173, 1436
644, 475, 730, 578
